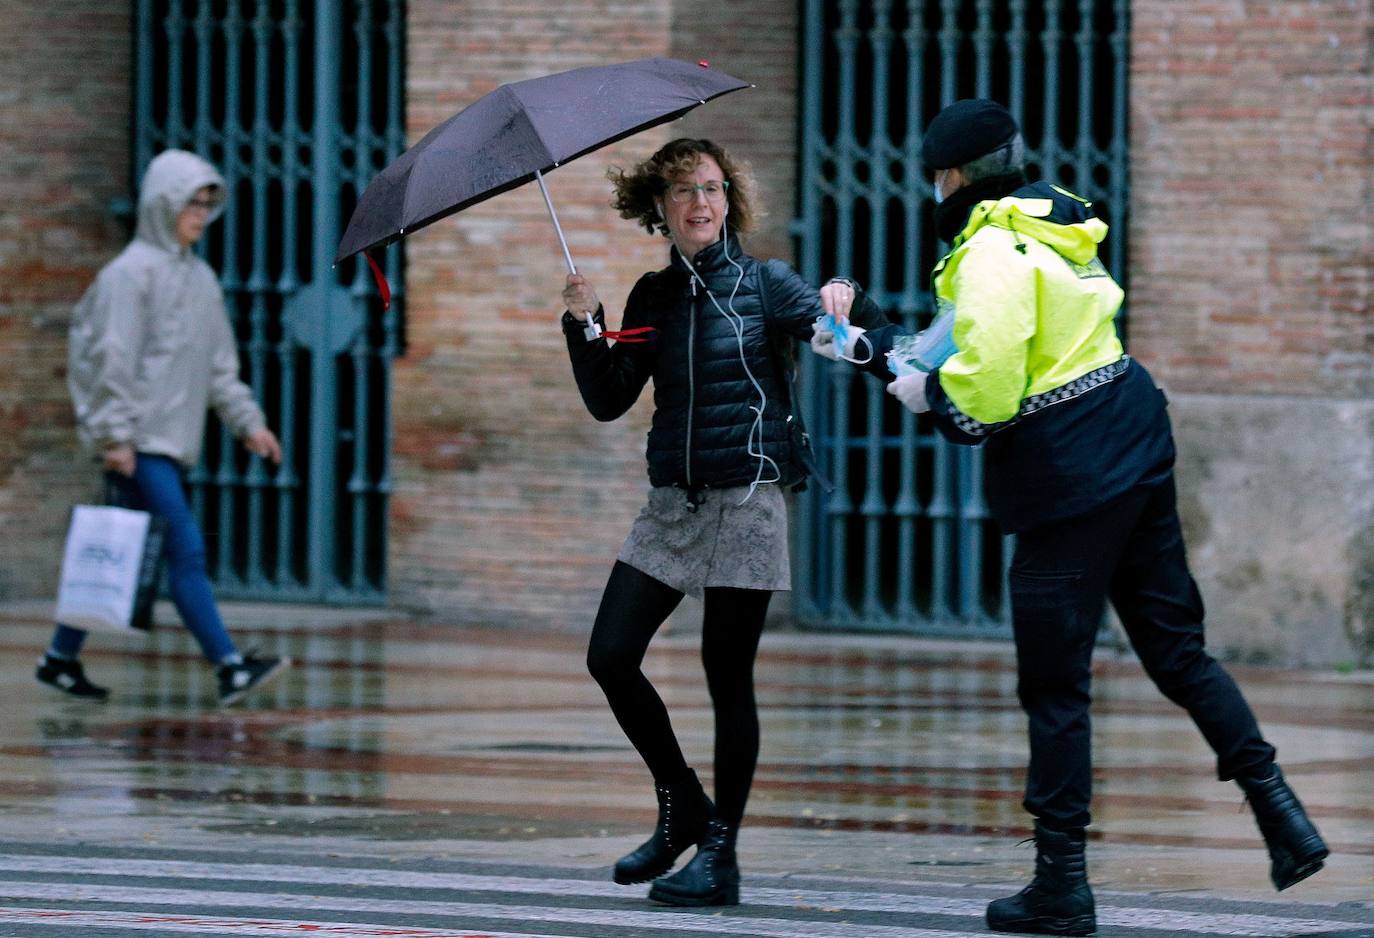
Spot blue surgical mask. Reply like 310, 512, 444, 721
932, 179, 945, 204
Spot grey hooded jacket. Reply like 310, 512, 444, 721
68, 149, 266, 467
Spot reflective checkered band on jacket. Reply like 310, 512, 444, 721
950, 355, 1131, 437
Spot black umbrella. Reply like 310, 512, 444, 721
336, 57, 751, 296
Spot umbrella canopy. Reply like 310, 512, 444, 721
335, 57, 751, 263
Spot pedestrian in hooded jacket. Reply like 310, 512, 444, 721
812, 100, 1328, 935
38, 149, 290, 708
560, 137, 884, 908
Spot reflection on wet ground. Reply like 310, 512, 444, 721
0, 608, 1370, 935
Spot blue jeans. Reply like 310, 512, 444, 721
49, 453, 239, 665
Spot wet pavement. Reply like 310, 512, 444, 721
0, 603, 1370, 936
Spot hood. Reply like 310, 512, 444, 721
135, 149, 226, 253
957, 181, 1108, 266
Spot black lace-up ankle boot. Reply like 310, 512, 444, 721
1237, 764, 1328, 890
612, 769, 713, 885
986, 821, 1096, 936
647, 818, 739, 907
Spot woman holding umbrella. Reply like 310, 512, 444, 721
560, 138, 852, 907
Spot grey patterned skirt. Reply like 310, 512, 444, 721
617, 484, 791, 598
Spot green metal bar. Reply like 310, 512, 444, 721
1042, 0, 1065, 182
213, 1, 243, 592
214, 398, 240, 584
278, 2, 302, 295
795, 0, 826, 621
834, 1, 859, 280
241, 0, 275, 586
1109, 0, 1130, 288
900, 2, 927, 315
348, 0, 376, 591
274, 333, 300, 587
896, 5, 931, 628
193, 0, 213, 153
164, 1, 186, 147
1008, 0, 1028, 123
308, 0, 342, 598
860, 381, 885, 620
275, 0, 303, 588
938, 0, 959, 105
893, 404, 919, 623
859, 0, 895, 622
826, 0, 862, 623
956, 445, 987, 621
220, 3, 244, 291
134, 0, 154, 173
973, 0, 995, 98
927, 436, 953, 621
376, 0, 406, 589
1075, 0, 1097, 192
827, 364, 855, 621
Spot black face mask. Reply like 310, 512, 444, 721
933, 170, 1028, 244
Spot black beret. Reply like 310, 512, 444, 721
921, 99, 1020, 170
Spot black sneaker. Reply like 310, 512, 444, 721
216, 654, 290, 707
35, 655, 110, 701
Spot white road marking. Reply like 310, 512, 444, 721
0, 853, 1361, 937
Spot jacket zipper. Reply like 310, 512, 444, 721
685, 276, 697, 487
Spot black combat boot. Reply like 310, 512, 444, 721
647, 818, 739, 907
986, 821, 1096, 936
613, 769, 713, 885
1237, 764, 1328, 890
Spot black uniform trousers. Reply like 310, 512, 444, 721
1010, 474, 1277, 831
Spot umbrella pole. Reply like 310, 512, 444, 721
535, 169, 601, 340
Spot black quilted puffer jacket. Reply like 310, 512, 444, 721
564, 237, 831, 491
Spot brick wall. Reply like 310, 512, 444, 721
393, 2, 673, 626
1130, 1, 1374, 665
4, 3, 1369, 663
0, 1, 132, 599
391, 1, 801, 626
392, 1, 802, 631
1130, 1, 1374, 396
669, 0, 801, 265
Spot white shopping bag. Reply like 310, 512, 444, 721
54, 505, 165, 633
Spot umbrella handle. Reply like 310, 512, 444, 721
536, 169, 601, 341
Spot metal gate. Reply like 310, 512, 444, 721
795, 0, 1129, 634
133, 0, 405, 603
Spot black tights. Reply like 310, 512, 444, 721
585, 561, 771, 828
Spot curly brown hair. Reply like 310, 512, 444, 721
607, 138, 758, 237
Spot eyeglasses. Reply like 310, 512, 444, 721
665, 180, 729, 204
185, 198, 217, 212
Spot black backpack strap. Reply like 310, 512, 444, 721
758, 264, 834, 494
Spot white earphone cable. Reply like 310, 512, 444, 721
673, 221, 781, 505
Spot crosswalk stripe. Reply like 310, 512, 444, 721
0, 884, 987, 938
0, 908, 555, 937
0, 853, 1362, 937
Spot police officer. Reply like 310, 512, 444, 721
812, 99, 1328, 936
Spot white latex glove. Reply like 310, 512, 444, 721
886, 370, 931, 413
810, 318, 840, 360
810, 316, 867, 362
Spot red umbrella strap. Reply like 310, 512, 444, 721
365, 252, 392, 311
600, 326, 657, 344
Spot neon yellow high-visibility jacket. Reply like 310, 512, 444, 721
854, 181, 1175, 533
933, 184, 1124, 425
